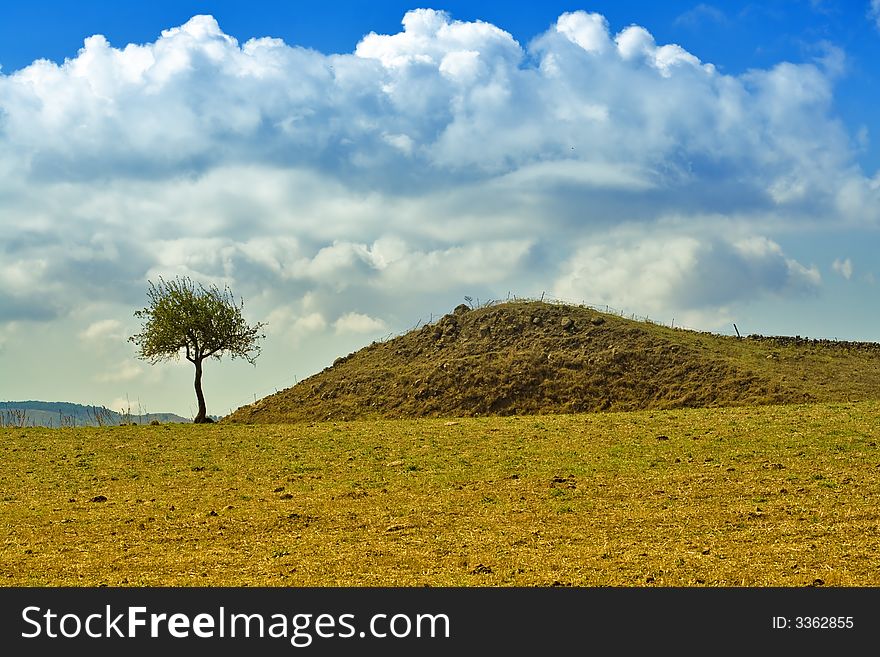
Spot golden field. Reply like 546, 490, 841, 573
2, 401, 878, 586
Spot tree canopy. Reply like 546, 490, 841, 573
129, 276, 266, 422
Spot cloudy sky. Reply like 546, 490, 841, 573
1, 1, 879, 418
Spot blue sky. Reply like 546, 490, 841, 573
1, 1, 879, 417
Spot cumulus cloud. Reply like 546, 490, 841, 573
109, 396, 147, 415
291, 312, 328, 337
96, 360, 143, 383
553, 229, 820, 322
334, 312, 388, 335
0, 8, 872, 209
355, 8, 521, 70
79, 319, 125, 342
0, 256, 63, 321
832, 257, 853, 279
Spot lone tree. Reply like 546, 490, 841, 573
129, 276, 266, 423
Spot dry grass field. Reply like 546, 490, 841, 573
2, 400, 878, 586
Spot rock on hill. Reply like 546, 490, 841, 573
225, 300, 880, 423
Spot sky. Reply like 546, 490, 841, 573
1, 1, 879, 419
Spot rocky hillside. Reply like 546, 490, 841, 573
225, 300, 880, 423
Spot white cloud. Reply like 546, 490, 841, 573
382, 132, 415, 155
377, 240, 534, 290
0, 7, 867, 208
291, 312, 328, 337
0, 258, 49, 290
0, 257, 62, 320
614, 24, 711, 77
96, 360, 143, 383
79, 319, 125, 342
293, 242, 376, 284
334, 312, 388, 335
871, 1, 880, 30
355, 8, 521, 70
615, 25, 656, 61
264, 303, 327, 335
109, 396, 147, 415
832, 257, 853, 280
492, 160, 652, 192
556, 12, 612, 54
553, 230, 820, 320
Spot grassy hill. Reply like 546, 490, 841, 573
226, 300, 880, 424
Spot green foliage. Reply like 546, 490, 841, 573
129, 276, 266, 422
129, 276, 265, 366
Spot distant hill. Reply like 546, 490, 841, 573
0, 401, 191, 428
225, 300, 880, 424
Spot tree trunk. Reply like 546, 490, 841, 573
193, 358, 209, 423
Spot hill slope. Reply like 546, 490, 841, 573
225, 300, 880, 423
